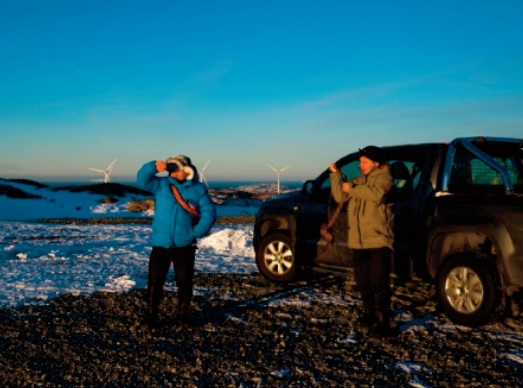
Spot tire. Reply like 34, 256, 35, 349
436, 255, 498, 326
256, 233, 297, 283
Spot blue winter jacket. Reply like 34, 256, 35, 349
137, 161, 216, 248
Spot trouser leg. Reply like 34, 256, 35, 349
146, 247, 172, 323
353, 249, 376, 321
172, 245, 196, 322
370, 247, 392, 321
369, 248, 392, 334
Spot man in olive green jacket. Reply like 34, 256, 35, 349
329, 146, 395, 336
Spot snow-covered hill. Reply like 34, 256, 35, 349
0, 178, 259, 307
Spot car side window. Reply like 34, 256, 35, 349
341, 160, 361, 181
389, 160, 418, 194
320, 159, 360, 191
322, 157, 422, 194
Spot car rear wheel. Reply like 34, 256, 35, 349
256, 233, 297, 283
436, 255, 498, 326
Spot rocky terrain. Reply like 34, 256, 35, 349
1, 270, 522, 387
38, 215, 256, 225
1, 183, 522, 387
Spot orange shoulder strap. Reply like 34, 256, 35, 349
170, 184, 199, 217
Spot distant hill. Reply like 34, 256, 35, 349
0, 178, 293, 203
2, 178, 48, 189
0, 177, 264, 221
0, 179, 151, 200
51, 182, 152, 197
0, 182, 43, 199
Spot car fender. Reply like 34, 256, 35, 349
427, 220, 516, 290
254, 213, 297, 251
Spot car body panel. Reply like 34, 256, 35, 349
254, 137, 523, 301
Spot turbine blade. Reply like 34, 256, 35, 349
267, 164, 278, 172
202, 159, 211, 170
106, 159, 117, 172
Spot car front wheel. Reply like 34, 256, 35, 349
256, 233, 297, 283
436, 255, 498, 326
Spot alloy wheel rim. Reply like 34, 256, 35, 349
264, 241, 293, 275
444, 266, 484, 314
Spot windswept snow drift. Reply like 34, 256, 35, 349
0, 222, 256, 308
0, 179, 260, 307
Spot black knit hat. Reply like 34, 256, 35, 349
359, 146, 386, 165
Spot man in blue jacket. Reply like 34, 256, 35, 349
137, 155, 216, 328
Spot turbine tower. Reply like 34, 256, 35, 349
200, 159, 211, 187
88, 159, 117, 184
267, 164, 292, 194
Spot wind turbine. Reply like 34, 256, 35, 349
88, 159, 117, 184
267, 164, 292, 194
200, 159, 211, 186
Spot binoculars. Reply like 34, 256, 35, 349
166, 163, 180, 173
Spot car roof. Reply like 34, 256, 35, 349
335, 142, 447, 165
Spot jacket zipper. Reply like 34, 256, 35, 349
356, 199, 363, 248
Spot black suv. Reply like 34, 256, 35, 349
253, 136, 523, 326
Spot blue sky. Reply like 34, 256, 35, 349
1, 0, 522, 183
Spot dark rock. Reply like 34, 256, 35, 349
101, 196, 118, 204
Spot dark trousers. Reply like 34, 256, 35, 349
353, 247, 392, 319
146, 245, 196, 318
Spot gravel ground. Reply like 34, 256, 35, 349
2, 216, 522, 387
1, 271, 522, 387
38, 215, 256, 225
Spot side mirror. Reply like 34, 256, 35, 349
302, 180, 316, 197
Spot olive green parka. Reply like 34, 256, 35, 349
330, 166, 394, 250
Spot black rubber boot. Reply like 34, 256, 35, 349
177, 301, 193, 328
145, 285, 161, 329
371, 311, 394, 337
145, 311, 158, 329
357, 294, 377, 327
357, 311, 377, 327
